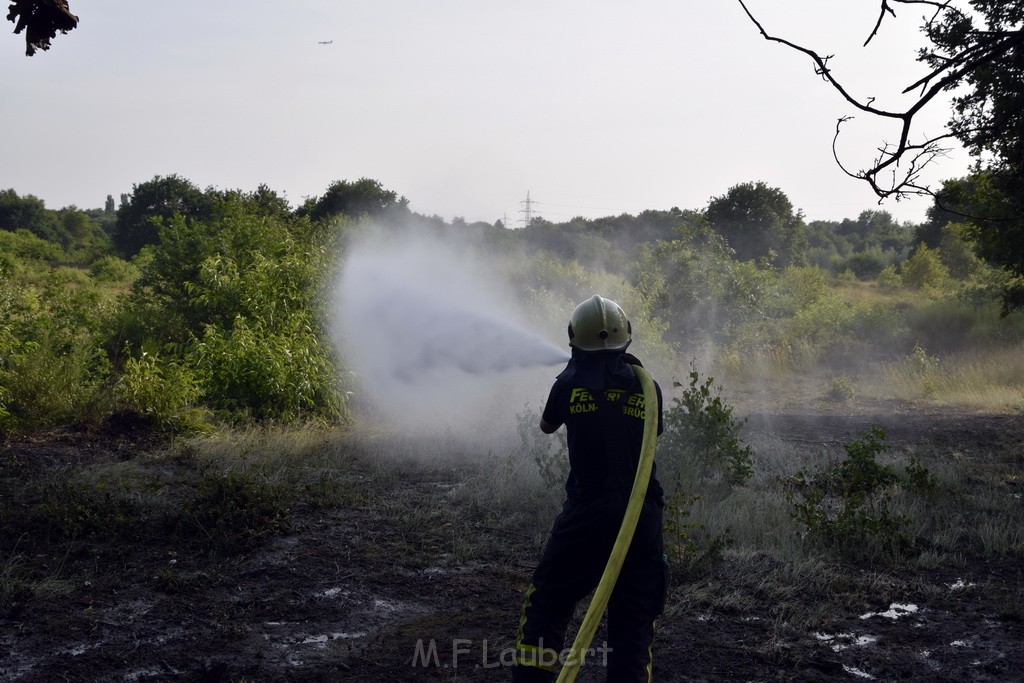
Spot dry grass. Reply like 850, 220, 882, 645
875, 344, 1024, 411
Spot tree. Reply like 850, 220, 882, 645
303, 178, 408, 223
902, 243, 950, 290
0, 189, 61, 243
6, 0, 77, 56
739, 1, 1024, 307
838, 210, 911, 254
112, 175, 211, 258
705, 181, 807, 267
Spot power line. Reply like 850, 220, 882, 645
531, 200, 623, 212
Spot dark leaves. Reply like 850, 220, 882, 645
7, 0, 78, 56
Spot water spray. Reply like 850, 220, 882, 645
333, 239, 658, 680
333, 241, 569, 426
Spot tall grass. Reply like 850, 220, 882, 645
877, 344, 1024, 410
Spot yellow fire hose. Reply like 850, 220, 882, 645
556, 364, 659, 683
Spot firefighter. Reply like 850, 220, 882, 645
512, 295, 666, 682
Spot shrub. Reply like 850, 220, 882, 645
189, 317, 343, 422
844, 249, 887, 280
0, 334, 110, 434
517, 404, 568, 491
902, 244, 950, 291
787, 427, 918, 563
47, 266, 89, 286
773, 265, 831, 315
116, 202, 350, 423
115, 350, 204, 431
0, 228, 65, 263
877, 265, 902, 290
825, 376, 856, 403
658, 365, 753, 489
90, 255, 140, 283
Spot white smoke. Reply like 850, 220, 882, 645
331, 236, 570, 432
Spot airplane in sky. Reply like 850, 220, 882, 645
318, 40, 333, 45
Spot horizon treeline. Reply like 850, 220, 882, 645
0, 175, 958, 272
1, 174, 1022, 434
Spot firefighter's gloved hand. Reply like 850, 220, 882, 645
623, 352, 644, 367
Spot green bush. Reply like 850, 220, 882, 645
0, 228, 65, 263
90, 255, 140, 283
190, 317, 343, 422
115, 202, 349, 423
902, 244, 950, 291
658, 366, 753, 489
787, 427, 917, 563
772, 265, 831, 315
877, 265, 902, 290
115, 350, 204, 431
47, 266, 89, 286
844, 248, 887, 280
0, 333, 110, 434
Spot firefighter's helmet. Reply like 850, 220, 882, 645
567, 295, 632, 351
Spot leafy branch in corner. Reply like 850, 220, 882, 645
7, 0, 78, 56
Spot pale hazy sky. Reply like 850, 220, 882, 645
1, 1, 970, 226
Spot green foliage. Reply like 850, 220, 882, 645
787, 427, 919, 563
113, 174, 212, 257
0, 335, 110, 434
0, 276, 115, 434
919, 8, 1024, 309
902, 243, 950, 291
842, 247, 888, 280
877, 265, 902, 290
516, 404, 568, 491
303, 178, 409, 223
662, 488, 732, 572
119, 201, 348, 423
0, 227, 65, 263
513, 252, 675, 368
114, 350, 204, 431
907, 298, 1024, 353
635, 228, 775, 345
905, 457, 939, 496
938, 222, 986, 280
189, 317, 342, 422
659, 366, 753, 489
705, 181, 807, 268
831, 427, 899, 495
0, 189, 61, 243
772, 265, 831, 314
910, 342, 941, 398
89, 255, 140, 283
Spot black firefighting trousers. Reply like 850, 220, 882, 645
512, 492, 667, 682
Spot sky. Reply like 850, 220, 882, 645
1, 1, 972, 226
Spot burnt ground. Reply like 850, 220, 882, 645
1, 411, 1022, 682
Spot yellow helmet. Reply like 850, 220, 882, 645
568, 295, 632, 351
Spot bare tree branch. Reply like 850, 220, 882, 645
736, 0, 1018, 203
863, 1, 896, 47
